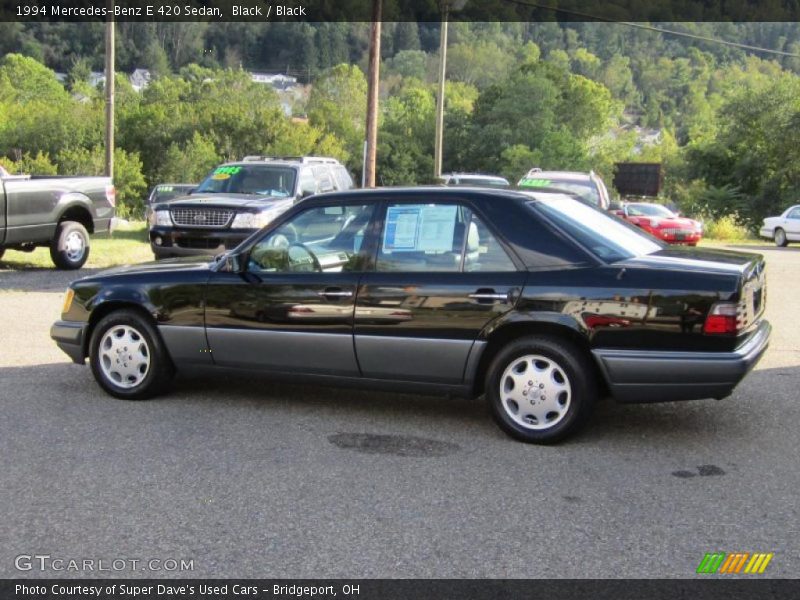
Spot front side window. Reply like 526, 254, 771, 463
248, 204, 374, 273
196, 165, 297, 197
787, 208, 800, 219
377, 203, 515, 272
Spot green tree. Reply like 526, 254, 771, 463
57, 146, 147, 219
307, 64, 367, 164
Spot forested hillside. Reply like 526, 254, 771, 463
2, 21, 800, 227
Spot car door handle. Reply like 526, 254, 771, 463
469, 289, 509, 303
317, 288, 353, 299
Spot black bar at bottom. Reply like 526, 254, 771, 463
2, 579, 800, 600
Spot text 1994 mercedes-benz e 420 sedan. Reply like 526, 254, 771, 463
52, 187, 770, 443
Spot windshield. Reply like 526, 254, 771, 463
196, 165, 297, 197
626, 203, 675, 218
519, 178, 599, 205
527, 195, 664, 262
150, 186, 194, 204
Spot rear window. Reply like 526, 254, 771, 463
527, 195, 664, 262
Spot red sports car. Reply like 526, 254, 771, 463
614, 202, 703, 245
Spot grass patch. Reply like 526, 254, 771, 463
0, 221, 153, 270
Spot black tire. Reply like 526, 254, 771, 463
485, 335, 597, 444
89, 309, 175, 400
774, 228, 789, 247
50, 220, 90, 269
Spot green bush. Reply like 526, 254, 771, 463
7, 151, 57, 175
56, 145, 147, 219
702, 214, 752, 241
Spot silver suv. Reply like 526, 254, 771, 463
517, 169, 611, 210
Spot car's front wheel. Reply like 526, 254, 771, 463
486, 336, 597, 444
89, 309, 174, 399
774, 227, 789, 247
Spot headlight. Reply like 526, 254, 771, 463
149, 209, 171, 227
232, 207, 287, 229
61, 288, 75, 314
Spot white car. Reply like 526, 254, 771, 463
760, 205, 800, 247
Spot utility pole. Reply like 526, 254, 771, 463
104, 12, 115, 179
433, 6, 449, 180
364, 0, 381, 188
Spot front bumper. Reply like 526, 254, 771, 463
50, 320, 88, 364
592, 320, 771, 403
656, 231, 702, 244
149, 226, 253, 258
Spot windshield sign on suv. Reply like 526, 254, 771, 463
195, 165, 297, 197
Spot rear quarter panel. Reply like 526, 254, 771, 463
502, 265, 741, 353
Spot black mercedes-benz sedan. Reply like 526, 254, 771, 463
51, 188, 770, 443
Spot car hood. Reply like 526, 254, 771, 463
620, 246, 762, 276
153, 193, 294, 210
631, 215, 699, 228
83, 257, 215, 280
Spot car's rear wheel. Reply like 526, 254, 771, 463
486, 336, 597, 444
89, 309, 174, 400
50, 220, 90, 269
774, 228, 788, 247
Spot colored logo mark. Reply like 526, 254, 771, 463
696, 552, 774, 574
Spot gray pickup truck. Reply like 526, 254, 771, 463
0, 174, 115, 269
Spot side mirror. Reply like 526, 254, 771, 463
216, 252, 243, 273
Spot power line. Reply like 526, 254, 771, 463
501, 0, 800, 58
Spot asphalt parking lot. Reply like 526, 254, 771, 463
1, 245, 798, 579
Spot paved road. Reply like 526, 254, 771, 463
1, 245, 798, 579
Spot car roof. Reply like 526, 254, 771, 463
221, 160, 304, 168
442, 173, 509, 181
521, 170, 594, 182
302, 186, 534, 204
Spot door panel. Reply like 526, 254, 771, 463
355, 271, 525, 383
205, 271, 360, 374
355, 200, 525, 384
204, 202, 377, 375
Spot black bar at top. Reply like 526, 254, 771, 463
1, 0, 800, 22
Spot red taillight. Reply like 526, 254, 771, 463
105, 185, 116, 207
703, 303, 739, 335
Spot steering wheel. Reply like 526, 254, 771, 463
287, 242, 322, 272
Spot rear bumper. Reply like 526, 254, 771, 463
50, 320, 88, 364
149, 226, 253, 258
592, 320, 771, 403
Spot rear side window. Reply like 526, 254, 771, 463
529, 197, 663, 262
312, 166, 335, 193
333, 166, 354, 190
376, 203, 515, 272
